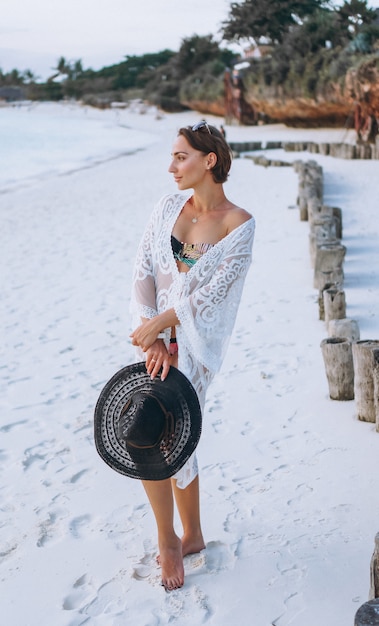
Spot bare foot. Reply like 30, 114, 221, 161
157, 532, 205, 565
159, 535, 184, 591
182, 532, 205, 558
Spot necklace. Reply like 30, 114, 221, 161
189, 198, 225, 223
190, 204, 201, 223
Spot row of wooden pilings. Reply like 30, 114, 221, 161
294, 158, 379, 428
285, 138, 379, 160
233, 141, 379, 619
229, 137, 379, 160
294, 159, 379, 625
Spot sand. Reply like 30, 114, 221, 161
1, 104, 378, 626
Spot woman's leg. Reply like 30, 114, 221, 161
142, 479, 184, 590
171, 475, 205, 556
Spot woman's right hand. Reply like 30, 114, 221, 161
145, 340, 171, 381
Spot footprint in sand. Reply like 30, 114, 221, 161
23, 439, 70, 471
63, 574, 95, 611
0, 541, 18, 563
203, 541, 236, 573
37, 512, 59, 547
0, 419, 28, 433
272, 590, 306, 626
66, 468, 90, 484
241, 420, 255, 436
79, 579, 127, 618
63, 571, 132, 621
68, 514, 92, 539
132, 543, 161, 585
163, 583, 211, 622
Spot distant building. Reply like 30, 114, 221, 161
0, 86, 26, 102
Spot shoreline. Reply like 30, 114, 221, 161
1, 100, 365, 194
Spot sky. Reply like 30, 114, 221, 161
2, 0, 379, 80
0, 0, 233, 79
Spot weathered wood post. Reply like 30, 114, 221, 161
328, 318, 360, 342
320, 337, 354, 400
323, 287, 346, 325
309, 216, 338, 266
319, 205, 343, 239
319, 142, 330, 155
355, 598, 379, 625
295, 161, 309, 221
373, 350, 379, 433
307, 195, 323, 226
318, 282, 336, 320
314, 241, 346, 289
296, 160, 323, 222
352, 340, 379, 423
370, 532, 379, 600
333, 206, 343, 239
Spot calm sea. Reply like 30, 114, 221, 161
0, 102, 155, 193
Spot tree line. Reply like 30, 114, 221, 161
1, 0, 378, 111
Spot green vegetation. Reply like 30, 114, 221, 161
222, 0, 379, 100
0, 0, 378, 116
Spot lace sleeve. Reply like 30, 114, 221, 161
174, 218, 255, 373
130, 206, 159, 322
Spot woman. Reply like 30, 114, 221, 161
130, 121, 255, 591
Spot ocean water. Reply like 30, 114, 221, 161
0, 102, 156, 192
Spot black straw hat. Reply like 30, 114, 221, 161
94, 362, 202, 481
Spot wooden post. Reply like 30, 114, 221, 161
352, 340, 379, 423
319, 143, 330, 155
307, 194, 323, 225
320, 205, 343, 239
373, 350, 379, 433
296, 160, 323, 223
370, 532, 379, 600
332, 207, 343, 240
320, 338, 354, 400
328, 318, 360, 342
296, 161, 309, 221
355, 599, 379, 625
323, 287, 346, 325
310, 214, 337, 238
314, 242, 346, 290
318, 282, 336, 320
309, 216, 337, 265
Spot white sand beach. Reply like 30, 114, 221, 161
1, 103, 378, 626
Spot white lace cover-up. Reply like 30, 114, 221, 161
130, 194, 255, 488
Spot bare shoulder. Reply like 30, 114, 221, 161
226, 204, 253, 233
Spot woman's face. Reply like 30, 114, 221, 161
168, 135, 210, 190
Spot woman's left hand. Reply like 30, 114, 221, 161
130, 319, 161, 353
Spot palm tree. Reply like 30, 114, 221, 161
48, 56, 71, 81
23, 69, 37, 84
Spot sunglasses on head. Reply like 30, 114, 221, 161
192, 121, 211, 134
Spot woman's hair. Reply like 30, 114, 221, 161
178, 123, 232, 183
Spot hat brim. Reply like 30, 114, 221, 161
94, 362, 202, 481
